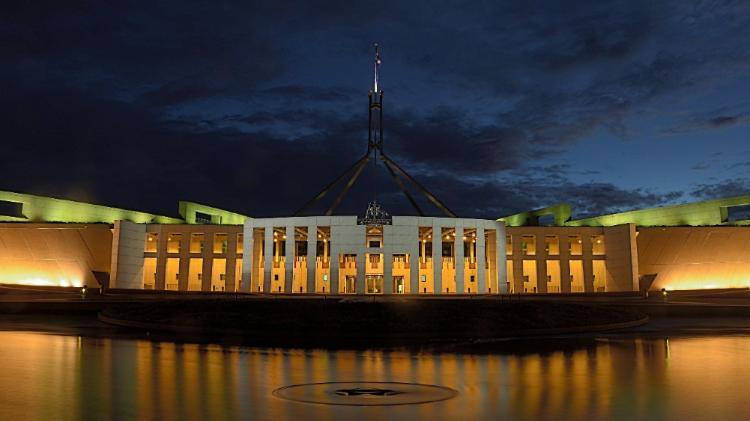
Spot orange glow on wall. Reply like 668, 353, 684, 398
0, 224, 111, 288
638, 227, 750, 291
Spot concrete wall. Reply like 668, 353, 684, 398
638, 226, 750, 290
603, 224, 639, 292
110, 220, 146, 289
0, 223, 112, 287
506, 225, 636, 293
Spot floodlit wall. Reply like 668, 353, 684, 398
506, 225, 637, 293
178, 201, 248, 225
638, 227, 750, 290
567, 195, 750, 227
0, 190, 182, 224
0, 223, 112, 287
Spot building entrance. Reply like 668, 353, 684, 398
366, 275, 383, 294
393, 276, 405, 294
345, 276, 356, 294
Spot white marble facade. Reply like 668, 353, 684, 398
241, 216, 506, 294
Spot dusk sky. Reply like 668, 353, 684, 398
3, 1, 750, 219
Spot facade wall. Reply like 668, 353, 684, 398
505, 225, 636, 293
638, 226, 750, 290
243, 216, 505, 294
0, 223, 112, 287
110, 224, 243, 291
101, 221, 750, 294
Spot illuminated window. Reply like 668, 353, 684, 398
568, 236, 582, 255
236, 234, 244, 254
365, 226, 383, 248
167, 234, 182, 253
142, 257, 157, 288
521, 235, 536, 256
214, 233, 228, 254
544, 236, 559, 255
195, 211, 213, 224
190, 233, 204, 253
144, 233, 158, 253
591, 235, 605, 255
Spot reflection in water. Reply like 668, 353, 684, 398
0, 332, 749, 420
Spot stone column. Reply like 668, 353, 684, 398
432, 223, 442, 294
263, 226, 273, 293
307, 224, 317, 293
178, 233, 190, 291
560, 235, 571, 293
496, 225, 507, 294
356, 253, 366, 294
512, 233, 524, 293
225, 232, 237, 292
476, 226, 487, 293
202, 232, 214, 291
583, 235, 594, 293
285, 225, 294, 293
383, 251, 393, 294
485, 228, 497, 293
455, 226, 465, 293
330, 243, 339, 294
155, 226, 167, 290
535, 234, 547, 293
410, 232, 420, 294
254, 229, 264, 292
242, 225, 253, 292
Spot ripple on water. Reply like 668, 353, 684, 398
272, 381, 458, 406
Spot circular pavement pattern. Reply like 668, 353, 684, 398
272, 381, 458, 406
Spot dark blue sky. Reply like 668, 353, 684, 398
2, 1, 750, 218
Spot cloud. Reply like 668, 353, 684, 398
691, 179, 750, 200
664, 110, 750, 134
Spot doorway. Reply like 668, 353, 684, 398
344, 276, 356, 294
393, 276, 405, 294
366, 275, 383, 294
